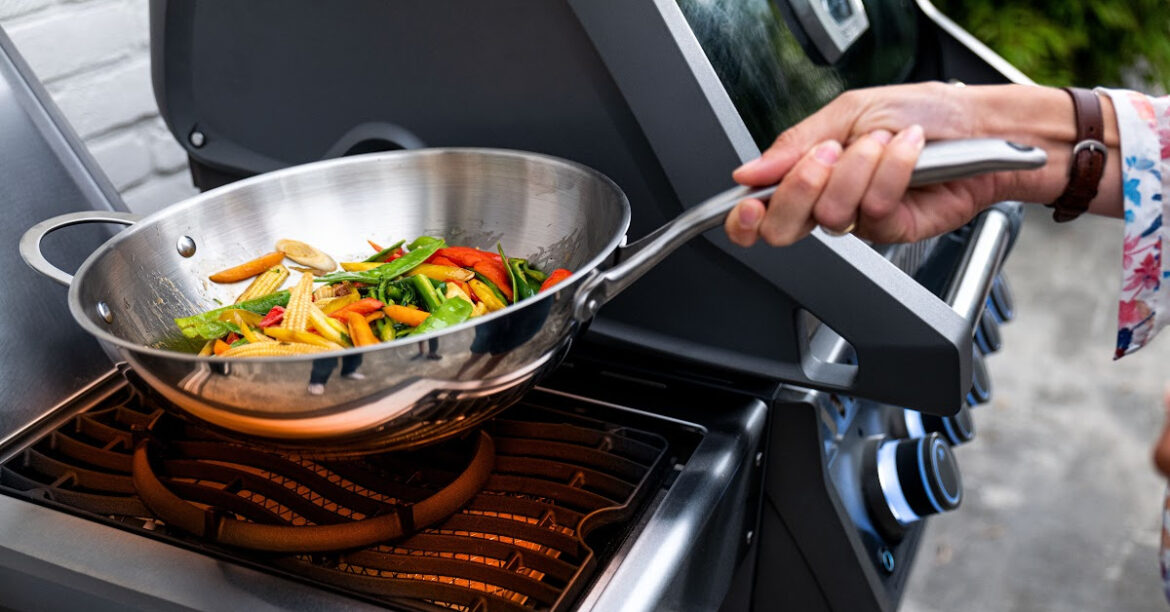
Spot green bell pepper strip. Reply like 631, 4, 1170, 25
411, 274, 444, 312
411, 297, 473, 336
363, 239, 405, 263
512, 259, 547, 283
174, 291, 291, 340
317, 238, 444, 284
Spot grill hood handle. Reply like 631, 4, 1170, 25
572, 138, 1046, 321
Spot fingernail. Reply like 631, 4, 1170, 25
737, 202, 761, 228
870, 129, 893, 145
736, 157, 764, 174
813, 141, 841, 166
902, 124, 925, 148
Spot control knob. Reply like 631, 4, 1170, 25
976, 313, 1002, 354
903, 405, 975, 446
988, 275, 1015, 322
967, 350, 991, 406
862, 433, 962, 541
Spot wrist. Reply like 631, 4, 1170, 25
969, 85, 1121, 214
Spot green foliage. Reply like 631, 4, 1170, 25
934, 0, 1170, 89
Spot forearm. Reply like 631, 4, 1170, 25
969, 84, 1124, 218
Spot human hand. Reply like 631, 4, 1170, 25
724, 82, 1120, 246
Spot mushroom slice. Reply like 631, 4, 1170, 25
275, 239, 337, 274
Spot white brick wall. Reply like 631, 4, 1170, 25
1, 0, 198, 215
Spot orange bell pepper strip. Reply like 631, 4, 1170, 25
327, 297, 385, 319
539, 268, 572, 292
208, 251, 286, 283
472, 260, 513, 301
213, 339, 232, 356
364, 312, 384, 323
344, 312, 379, 347
383, 304, 430, 327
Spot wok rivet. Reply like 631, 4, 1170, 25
745, 530, 754, 546
189, 130, 206, 148
176, 236, 197, 257
754, 451, 763, 468
96, 301, 114, 324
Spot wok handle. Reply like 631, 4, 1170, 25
571, 138, 1046, 321
20, 210, 140, 287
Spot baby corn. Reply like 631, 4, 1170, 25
235, 264, 289, 303
281, 272, 315, 332
221, 341, 329, 357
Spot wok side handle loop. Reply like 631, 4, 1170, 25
20, 211, 140, 287
571, 139, 1046, 322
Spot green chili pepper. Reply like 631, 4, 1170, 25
507, 258, 539, 301
174, 291, 291, 340
497, 244, 521, 304
317, 237, 445, 284
411, 297, 473, 336
375, 318, 395, 342
363, 239, 405, 263
411, 273, 444, 312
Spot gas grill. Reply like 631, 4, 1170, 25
2, 1, 1027, 610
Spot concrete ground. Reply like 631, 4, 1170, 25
902, 212, 1170, 611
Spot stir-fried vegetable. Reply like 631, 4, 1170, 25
171, 234, 571, 357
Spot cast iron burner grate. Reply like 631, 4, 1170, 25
0, 372, 671, 611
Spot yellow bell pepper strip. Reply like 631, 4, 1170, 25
197, 340, 215, 356
230, 311, 270, 344
408, 263, 475, 283
344, 312, 379, 347
308, 305, 350, 347
319, 291, 359, 315
217, 309, 264, 328
468, 279, 507, 312
411, 297, 473, 336
263, 327, 343, 349
383, 304, 430, 327
209, 251, 286, 283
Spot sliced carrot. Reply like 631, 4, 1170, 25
213, 339, 231, 356
367, 239, 384, 252
209, 251, 286, 283
383, 304, 430, 327
364, 312, 384, 323
344, 312, 379, 347
540, 268, 572, 292
473, 260, 513, 301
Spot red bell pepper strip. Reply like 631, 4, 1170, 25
380, 248, 404, 263
472, 260, 513, 301
258, 305, 285, 328
434, 247, 502, 268
328, 297, 385, 319
427, 255, 461, 268
539, 268, 572, 292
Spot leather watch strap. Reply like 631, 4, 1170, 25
1049, 87, 1107, 222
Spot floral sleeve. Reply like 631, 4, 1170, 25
1099, 88, 1170, 359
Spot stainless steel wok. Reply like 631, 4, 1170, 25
21, 143, 1044, 455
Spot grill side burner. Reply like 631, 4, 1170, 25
0, 369, 710, 611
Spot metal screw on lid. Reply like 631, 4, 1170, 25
189, 129, 206, 148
